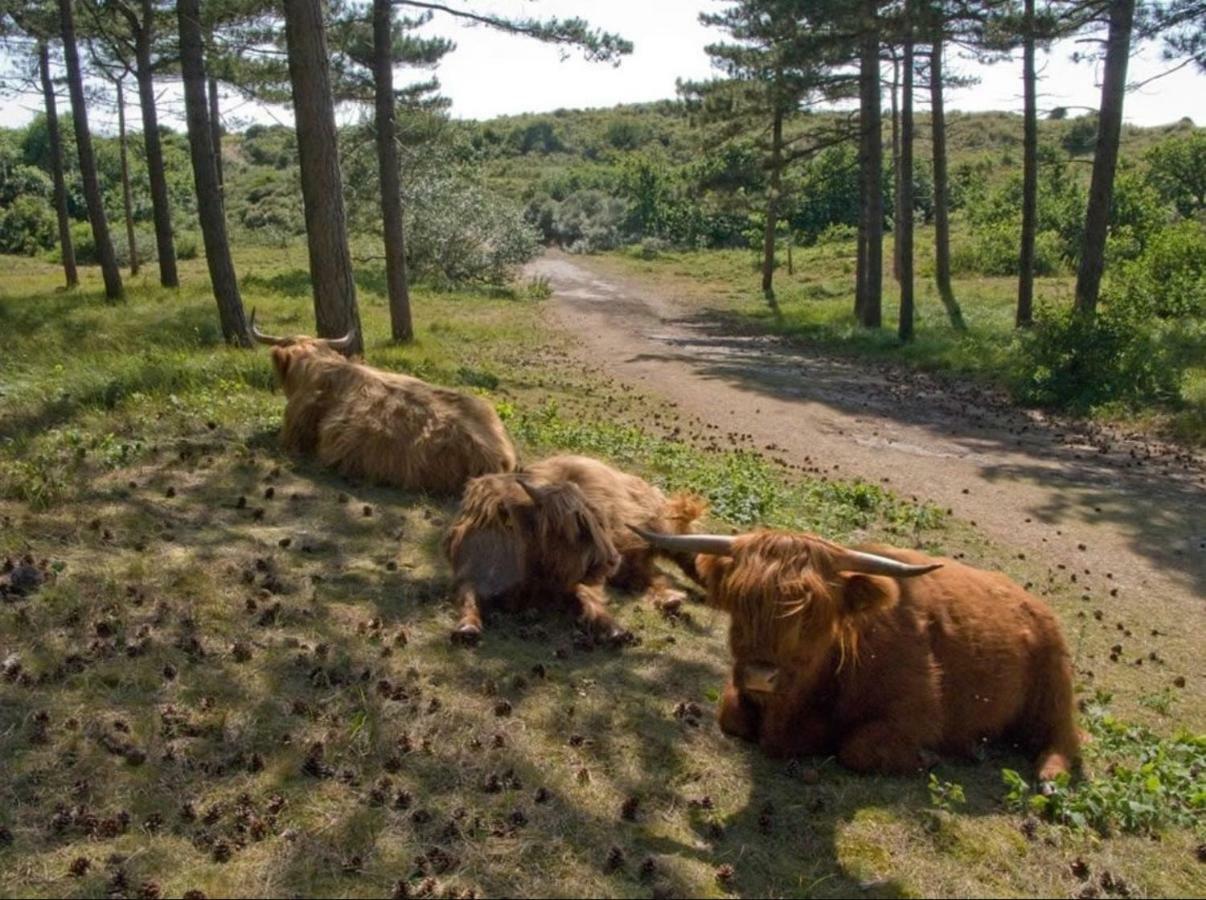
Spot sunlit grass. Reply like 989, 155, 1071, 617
0, 248, 1201, 898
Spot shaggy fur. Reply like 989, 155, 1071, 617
443, 454, 706, 643
700, 531, 1080, 781
265, 338, 516, 493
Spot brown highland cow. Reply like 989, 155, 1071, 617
444, 454, 706, 644
635, 528, 1080, 782
252, 312, 516, 493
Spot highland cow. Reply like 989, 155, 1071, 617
252, 312, 516, 493
634, 528, 1080, 782
444, 454, 706, 644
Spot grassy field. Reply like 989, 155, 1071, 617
600, 236, 1206, 445
0, 250, 1202, 899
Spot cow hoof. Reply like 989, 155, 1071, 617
451, 624, 481, 646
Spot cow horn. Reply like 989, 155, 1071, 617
320, 327, 357, 352
249, 308, 287, 346
834, 548, 942, 579
628, 525, 736, 556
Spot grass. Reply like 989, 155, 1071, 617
0, 249, 1202, 898
599, 233, 1206, 444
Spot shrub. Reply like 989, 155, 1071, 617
548, 189, 629, 253
1013, 303, 1184, 413
403, 174, 540, 285
1105, 220, 1205, 320
951, 222, 1066, 277
0, 194, 58, 255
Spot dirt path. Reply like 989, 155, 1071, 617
530, 250, 1205, 633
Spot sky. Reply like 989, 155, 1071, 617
1, 0, 1203, 135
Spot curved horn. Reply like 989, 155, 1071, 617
628, 525, 736, 556
320, 327, 357, 353
249, 308, 288, 346
834, 548, 942, 579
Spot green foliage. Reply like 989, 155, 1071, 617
403, 173, 540, 284
1104, 220, 1206, 319
1061, 114, 1099, 157
1013, 303, 1185, 413
0, 194, 57, 255
545, 188, 630, 252
1144, 131, 1206, 217
1002, 694, 1206, 836
927, 774, 967, 813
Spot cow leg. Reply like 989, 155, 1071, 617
838, 719, 932, 775
717, 681, 761, 742
451, 584, 483, 646
758, 700, 833, 759
575, 583, 628, 644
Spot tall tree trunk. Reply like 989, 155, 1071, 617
206, 25, 224, 194
1017, 0, 1037, 327
285, 0, 363, 354
891, 49, 902, 284
761, 104, 784, 305
373, 0, 413, 342
136, 0, 178, 288
1075, 0, 1134, 318
857, 0, 883, 329
929, 32, 965, 330
58, 0, 122, 300
898, 11, 915, 341
178, 0, 251, 346
116, 77, 139, 276
38, 39, 77, 289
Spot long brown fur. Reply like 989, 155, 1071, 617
700, 531, 1080, 781
266, 338, 516, 493
443, 454, 706, 643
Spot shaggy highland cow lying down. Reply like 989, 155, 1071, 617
636, 528, 1080, 781
444, 454, 706, 644
252, 312, 516, 493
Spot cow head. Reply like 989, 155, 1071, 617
445, 473, 621, 604
250, 309, 356, 388
632, 528, 940, 667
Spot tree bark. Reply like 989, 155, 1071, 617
891, 49, 902, 284
116, 77, 139, 276
1075, 0, 1134, 318
58, 0, 122, 300
178, 0, 251, 346
898, 11, 915, 341
761, 104, 784, 305
285, 0, 363, 354
373, 0, 413, 342
136, 0, 178, 288
857, 0, 883, 329
206, 24, 224, 195
38, 40, 78, 289
929, 31, 965, 330
1017, 0, 1037, 327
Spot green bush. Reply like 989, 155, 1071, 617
1013, 303, 1184, 413
951, 222, 1066, 276
0, 194, 58, 255
549, 189, 630, 253
1105, 220, 1206, 320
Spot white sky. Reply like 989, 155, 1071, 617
1, 0, 1203, 135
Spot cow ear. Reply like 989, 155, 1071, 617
838, 573, 900, 616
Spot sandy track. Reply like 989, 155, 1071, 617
530, 250, 1206, 636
